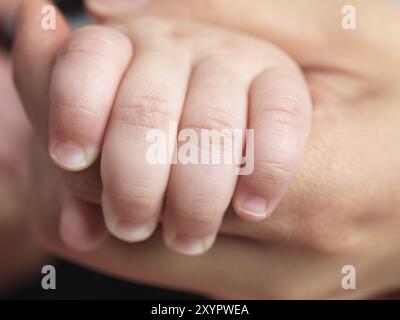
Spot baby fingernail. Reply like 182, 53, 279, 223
165, 232, 216, 256
112, 219, 156, 242
51, 142, 96, 171
102, 196, 157, 242
239, 195, 269, 220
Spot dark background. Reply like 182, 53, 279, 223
6, 260, 203, 300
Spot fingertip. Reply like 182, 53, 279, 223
233, 189, 271, 222
163, 225, 216, 256
50, 142, 98, 172
101, 193, 158, 243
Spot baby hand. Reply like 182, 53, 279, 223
14, 2, 311, 255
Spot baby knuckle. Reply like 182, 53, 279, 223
113, 192, 157, 220
60, 26, 117, 60
116, 96, 176, 131
254, 160, 293, 185
183, 108, 238, 149
260, 95, 308, 129
108, 178, 158, 205
54, 96, 101, 122
173, 208, 218, 232
203, 107, 238, 131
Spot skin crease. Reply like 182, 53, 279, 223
12, 0, 400, 299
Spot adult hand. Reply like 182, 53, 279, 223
15, 0, 400, 299
0, 50, 47, 296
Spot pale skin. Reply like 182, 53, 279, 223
12, 0, 400, 299
14, 0, 312, 256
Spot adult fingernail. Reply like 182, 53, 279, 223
238, 195, 269, 221
87, 0, 151, 9
50, 142, 96, 171
165, 231, 216, 256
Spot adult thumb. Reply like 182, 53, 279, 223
84, 0, 187, 21
13, 0, 70, 144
